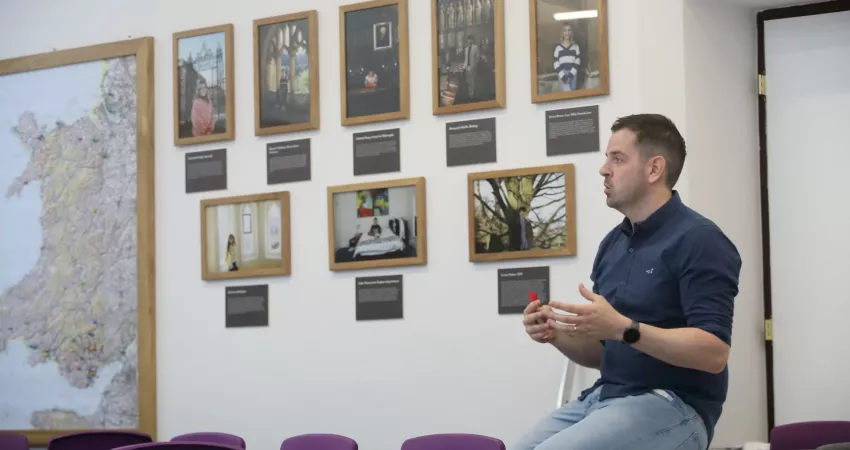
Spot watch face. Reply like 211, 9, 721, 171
623, 327, 640, 343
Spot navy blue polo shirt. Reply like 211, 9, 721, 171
578, 191, 741, 443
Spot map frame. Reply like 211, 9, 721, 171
0, 37, 157, 445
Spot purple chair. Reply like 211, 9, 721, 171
770, 421, 850, 450
171, 432, 246, 448
47, 430, 153, 450
0, 433, 29, 450
117, 443, 244, 450
400, 433, 505, 450
279, 433, 358, 450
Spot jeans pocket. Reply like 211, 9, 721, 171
675, 431, 700, 450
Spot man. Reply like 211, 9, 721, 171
516, 114, 742, 450
368, 218, 382, 237
516, 207, 532, 250
462, 35, 479, 100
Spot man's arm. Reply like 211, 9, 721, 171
547, 225, 741, 374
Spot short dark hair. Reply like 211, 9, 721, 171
610, 114, 687, 189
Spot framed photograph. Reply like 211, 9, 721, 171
468, 164, 576, 262
327, 177, 426, 271
173, 24, 235, 146
339, 0, 410, 126
528, 0, 609, 103
200, 191, 291, 281
0, 38, 156, 444
432, 0, 505, 115
253, 11, 320, 136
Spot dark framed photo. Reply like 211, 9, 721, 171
173, 24, 235, 146
339, 0, 410, 126
253, 10, 320, 136
200, 191, 291, 281
327, 177, 427, 271
528, 0, 609, 103
468, 164, 577, 262
432, 0, 505, 115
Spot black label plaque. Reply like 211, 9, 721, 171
545, 105, 600, 156
356, 275, 403, 321
267, 139, 311, 184
186, 148, 227, 193
225, 284, 269, 328
353, 128, 401, 176
498, 266, 550, 315
446, 117, 497, 167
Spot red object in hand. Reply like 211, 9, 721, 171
528, 292, 539, 302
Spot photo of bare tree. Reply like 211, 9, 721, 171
468, 164, 576, 262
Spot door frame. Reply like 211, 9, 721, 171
756, 0, 850, 435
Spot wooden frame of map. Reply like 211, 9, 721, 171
0, 38, 157, 445
431, 0, 506, 115
200, 191, 292, 281
327, 177, 427, 271
467, 164, 576, 262
173, 23, 236, 146
528, 0, 609, 103
253, 10, 321, 136
339, 0, 411, 127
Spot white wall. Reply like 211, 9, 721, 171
0, 0, 766, 448
683, 0, 767, 445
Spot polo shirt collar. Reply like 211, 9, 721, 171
618, 190, 682, 236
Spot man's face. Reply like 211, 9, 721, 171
599, 129, 650, 211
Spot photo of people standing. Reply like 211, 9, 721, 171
256, 13, 315, 133
531, 0, 606, 101
175, 27, 232, 142
341, 2, 407, 123
435, 0, 499, 109
471, 168, 575, 260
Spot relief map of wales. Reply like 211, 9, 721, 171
0, 55, 140, 430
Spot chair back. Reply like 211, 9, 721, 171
0, 433, 29, 450
400, 433, 505, 450
47, 430, 152, 450
771, 421, 850, 450
171, 432, 246, 448
279, 433, 358, 450
117, 443, 244, 450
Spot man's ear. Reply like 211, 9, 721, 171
647, 156, 666, 184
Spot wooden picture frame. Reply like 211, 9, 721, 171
339, 0, 410, 126
253, 10, 320, 136
468, 164, 576, 262
327, 177, 427, 271
528, 0, 609, 103
0, 38, 156, 445
432, 0, 506, 115
173, 24, 235, 146
200, 191, 291, 281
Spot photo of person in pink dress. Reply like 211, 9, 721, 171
191, 80, 216, 137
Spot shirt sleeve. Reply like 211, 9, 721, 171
677, 225, 742, 345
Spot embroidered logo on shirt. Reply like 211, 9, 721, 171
646, 268, 654, 274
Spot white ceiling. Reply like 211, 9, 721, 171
720, 0, 825, 9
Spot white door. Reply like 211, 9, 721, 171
764, 8, 850, 426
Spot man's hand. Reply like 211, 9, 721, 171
523, 300, 556, 343
544, 283, 631, 341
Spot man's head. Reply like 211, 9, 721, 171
599, 114, 686, 213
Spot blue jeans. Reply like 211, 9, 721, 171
513, 385, 708, 450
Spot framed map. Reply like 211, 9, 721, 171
0, 38, 156, 445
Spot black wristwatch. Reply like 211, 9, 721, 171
622, 320, 641, 344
